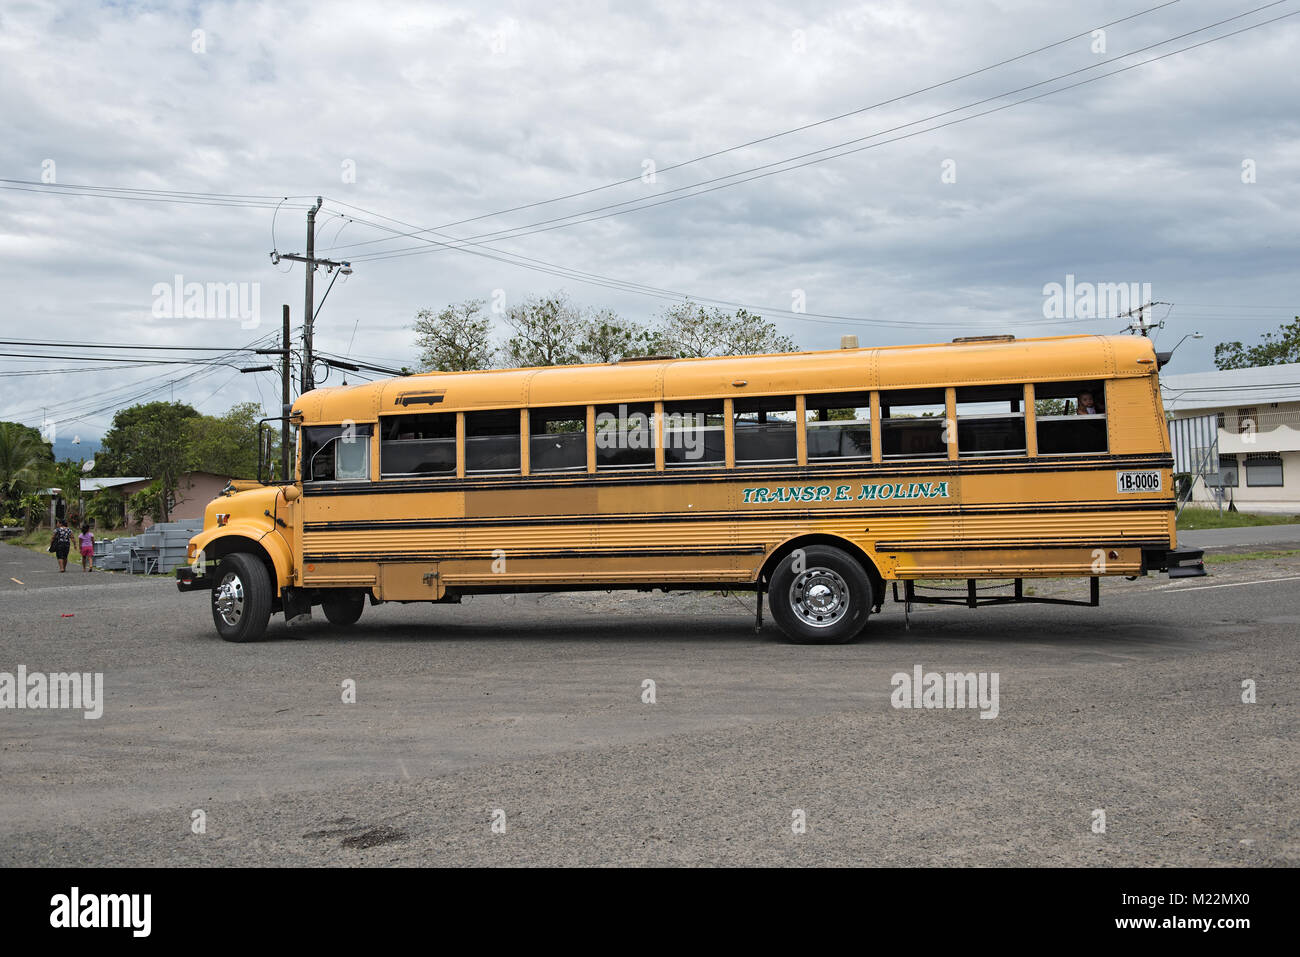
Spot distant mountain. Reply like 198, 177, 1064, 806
51, 435, 101, 462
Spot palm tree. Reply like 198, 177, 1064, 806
0, 423, 50, 518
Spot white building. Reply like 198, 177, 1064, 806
1162, 362, 1300, 513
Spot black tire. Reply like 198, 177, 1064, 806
321, 591, 365, 626
767, 545, 873, 644
210, 552, 273, 643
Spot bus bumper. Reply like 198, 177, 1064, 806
176, 568, 212, 592
1141, 547, 1206, 578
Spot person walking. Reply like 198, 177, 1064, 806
79, 524, 95, 572
49, 519, 72, 572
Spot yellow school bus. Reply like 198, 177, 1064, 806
178, 333, 1203, 643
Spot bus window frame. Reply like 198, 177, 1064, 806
803, 390, 874, 465
379, 411, 458, 479
878, 388, 949, 461
954, 384, 1028, 459
464, 408, 524, 476
1032, 379, 1110, 456
732, 395, 799, 468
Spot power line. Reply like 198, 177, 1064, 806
0, 338, 270, 352
0, 180, 308, 200
1174, 303, 1299, 310
1, 6, 1289, 342
290, 5, 1290, 337
320, 202, 1092, 329
8, 331, 280, 426
0, 362, 176, 377
344, 3, 1297, 263
0, 351, 249, 365
321, 0, 1184, 252
0, 180, 316, 211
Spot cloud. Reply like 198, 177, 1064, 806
1, 0, 1296, 436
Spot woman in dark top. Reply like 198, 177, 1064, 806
49, 519, 72, 572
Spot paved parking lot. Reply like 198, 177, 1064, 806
0, 541, 1295, 866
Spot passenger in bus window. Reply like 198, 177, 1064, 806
1076, 391, 1103, 415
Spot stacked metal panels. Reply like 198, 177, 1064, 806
91, 519, 204, 574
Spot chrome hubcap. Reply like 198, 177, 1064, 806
214, 572, 245, 627
789, 567, 850, 627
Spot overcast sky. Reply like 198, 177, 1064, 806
1, 0, 1297, 442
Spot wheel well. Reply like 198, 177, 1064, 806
759, 535, 884, 600
202, 536, 276, 585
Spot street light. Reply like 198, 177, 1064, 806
1169, 332, 1204, 355
313, 261, 351, 321
1156, 332, 1202, 369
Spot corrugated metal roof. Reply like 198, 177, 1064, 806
80, 476, 150, 492
1162, 362, 1300, 412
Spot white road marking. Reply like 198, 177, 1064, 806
1159, 575, 1300, 593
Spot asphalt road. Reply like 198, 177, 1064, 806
0, 541, 1295, 866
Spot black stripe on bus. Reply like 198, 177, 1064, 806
303, 546, 768, 563
300, 454, 1173, 496
302, 539, 1168, 564
876, 539, 1171, 551
301, 500, 1174, 533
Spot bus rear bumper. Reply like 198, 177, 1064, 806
1142, 547, 1206, 578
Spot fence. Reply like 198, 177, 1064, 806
1167, 414, 1220, 515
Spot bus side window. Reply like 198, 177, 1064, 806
664, 400, 725, 467
465, 410, 522, 474
955, 385, 1026, 457
530, 407, 587, 473
594, 403, 656, 470
880, 389, 947, 459
1034, 380, 1108, 454
804, 391, 872, 461
734, 397, 797, 465
380, 413, 456, 477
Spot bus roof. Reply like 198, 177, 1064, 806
294, 333, 1158, 423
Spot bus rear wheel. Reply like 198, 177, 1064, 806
768, 545, 872, 644
211, 552, 272, 643
321, 591, 366, 626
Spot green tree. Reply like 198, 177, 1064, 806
50, 458, 87, 523
656, 301, 798, 357
414, 299, 498, 371
185, 402, 271, 479
85, 488, 127, 530
127, 481, 167, 527
503, 293, 586, 367
18, 490, 47, 533
0, 421, 53, 518
576, 310, 666, 363
1034, 398, 1071, 416
1214, 317, 1300, 370
95, 401, 199, 522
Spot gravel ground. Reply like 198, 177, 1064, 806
0, 541, 1295, 866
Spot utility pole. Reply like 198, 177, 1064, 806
1119, 300, 1171, 337
302, 197, 320, 392
269, 197, 352, 394
279, 305, 291, 480
245, 302, 297, 478
247, 304, 295, 481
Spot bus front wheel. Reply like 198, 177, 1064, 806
211, 552, 272, 643
321, 591, 366, 626
768, 545, 872, 644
